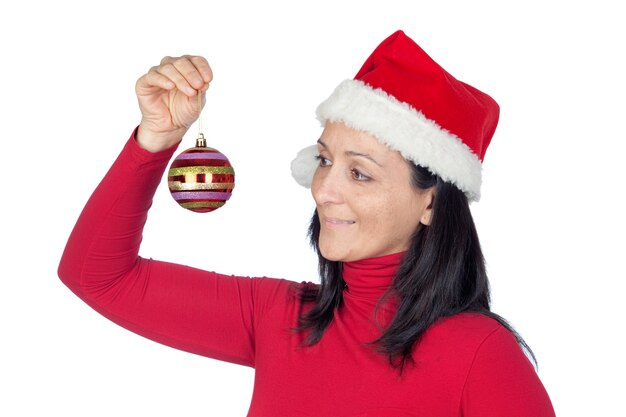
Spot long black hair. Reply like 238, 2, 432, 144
296, 163, 535, 371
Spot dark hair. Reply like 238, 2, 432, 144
296, 163, 535, 371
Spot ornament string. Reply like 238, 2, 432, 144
197, 89, 203, 136
196, 88, 206, 147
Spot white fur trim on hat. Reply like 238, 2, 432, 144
290, 79, 483, 201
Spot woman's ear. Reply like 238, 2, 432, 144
420, 187, 436, 226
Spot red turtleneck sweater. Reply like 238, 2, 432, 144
58, 132, 555, 417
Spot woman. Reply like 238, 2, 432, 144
58, 30, 555, 416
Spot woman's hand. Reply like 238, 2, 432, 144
135, 55, 213, 152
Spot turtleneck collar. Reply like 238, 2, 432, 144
342, 251, 405, 301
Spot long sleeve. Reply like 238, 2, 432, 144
57, 132, 555, 416
460, 326, 555, 417
58, 130, 288, 367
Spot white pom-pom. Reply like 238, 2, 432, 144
290, 145, 318, 188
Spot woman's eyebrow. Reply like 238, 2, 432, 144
317, 139, 382, 167
345, 150, 382, 167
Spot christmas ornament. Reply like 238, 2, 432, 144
167, 90, 235, 213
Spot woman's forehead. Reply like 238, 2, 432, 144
319, 122, 404, 163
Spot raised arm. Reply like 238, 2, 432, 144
57, 57, 278, 367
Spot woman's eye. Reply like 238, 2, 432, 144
351, 169, 371, 181
315, 155, 332, 167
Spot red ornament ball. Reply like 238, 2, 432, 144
167, 145, 235, 213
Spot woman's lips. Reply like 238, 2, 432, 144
323, 217, 356, 229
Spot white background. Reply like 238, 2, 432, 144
1, 0, 624, 415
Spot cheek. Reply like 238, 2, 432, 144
357, 197, 389, 231
374, 190, 422, 234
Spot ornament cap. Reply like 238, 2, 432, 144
196, 133, 207, 148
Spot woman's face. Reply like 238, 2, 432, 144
311, 122, 435, 262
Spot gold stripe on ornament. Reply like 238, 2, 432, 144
168, 166, 235, 176
168, 181, 235, 191
180, 201, 226, 209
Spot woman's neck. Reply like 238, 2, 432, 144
342, 252, 405, 300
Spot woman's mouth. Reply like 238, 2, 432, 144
323, 217, 356, 229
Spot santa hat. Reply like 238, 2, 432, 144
290, 30, 499, 202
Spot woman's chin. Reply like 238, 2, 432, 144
319, 245, 349, 262
320, 252, 343, 262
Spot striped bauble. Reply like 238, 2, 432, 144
167, 145, 235, 213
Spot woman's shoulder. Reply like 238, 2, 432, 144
247, 276, 319, 309
417, 312, 520, 360
428, 312, 503, 339
413, 313, 535, 389
446, 313, 555, 415
250, 276, 318, 295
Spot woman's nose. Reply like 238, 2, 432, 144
311, 164, 344, 205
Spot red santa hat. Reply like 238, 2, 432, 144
290, 30, 499, 201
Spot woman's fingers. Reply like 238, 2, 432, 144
135, 55, 213, 152
136, 70, 175, 93
157, 56, 212, 96
155, 62, 197, 96
161, 55, 213, 82
186, 55, 213, 84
